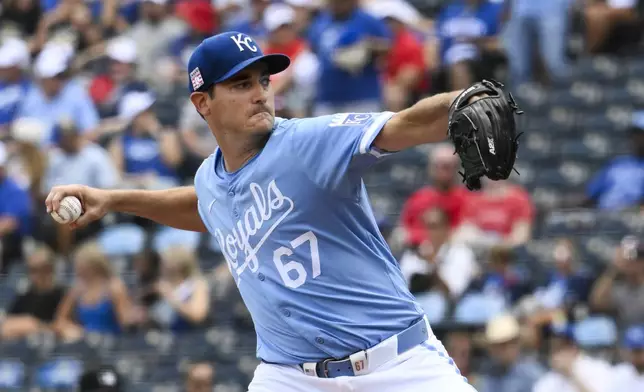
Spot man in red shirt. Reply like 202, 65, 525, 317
453, 179, 534, 249
369, 2, 428, 111
400, 143, 470, 247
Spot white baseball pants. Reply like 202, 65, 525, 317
247, 337, 478, 392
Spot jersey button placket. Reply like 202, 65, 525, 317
258, 273, 265, 281
282, 309, 291, 317
315, 337, 324, 345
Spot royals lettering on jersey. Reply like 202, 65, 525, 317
195, 113, 424, 364
213, 180, 295, 279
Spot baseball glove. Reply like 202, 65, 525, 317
447, 79, 524, 191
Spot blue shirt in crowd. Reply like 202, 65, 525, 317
308, 9, 391, 105
0, 176, 32, 236
0, 78, 31, 129
122, 131, 176, 179
587, 156, 644, 210
436, 0, 503, 65
17, 79, 99, 143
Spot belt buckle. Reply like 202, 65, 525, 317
320, 358, 333, 378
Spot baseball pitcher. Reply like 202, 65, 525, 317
46, 32, 521, 392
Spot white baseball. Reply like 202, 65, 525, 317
51, 196, 83, 224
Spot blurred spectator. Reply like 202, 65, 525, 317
400, 143, 470, 247
132, 249, 161, 308
148, 246, 210, 332
585, 112, 644, 210
127, 0, 186, 85
185, 362, 215, 392
54, 242, 132, 340
0, 140, 32, 273
454, 179, 534, 250
400, 207, 479, 299
478, 314, 545, 392
226, 0, 269, 41
468, 245, 533, 305
40, 0, 104, 53
171, 0, 217, 68
612, 325, 644, 389
0, 0, 44, 41
284, 0, 323, 36
43, 119, 118, 254
583, 0, 644, 54
177, 98, 218, 176
16, 43, 99, 142
444, 330, 478, 384
5, 117, 47, 198
503, 0, 570, 86
262, 3, 319, 118
369, 1, 428, 112
308, 0, 391, 115
44, 119, 118, 192
1, 244, 65, 340
590, 236, 644, 327
0, 37, 31, 135
533, 322, 613, 392
430, 0, 504, 91
522, 238, 594, 328
213, 0, 248, 31
89, 36, 148, 119
110, 91, 182, 190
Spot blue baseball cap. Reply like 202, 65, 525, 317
624, 325, 644, 350
187, 31, 290, 93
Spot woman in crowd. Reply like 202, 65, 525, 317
54, 241, 132, 340
148, 246, 210, 333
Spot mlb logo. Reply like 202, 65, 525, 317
190, 67, 204, 90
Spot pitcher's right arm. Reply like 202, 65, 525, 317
45, 185, 207, 233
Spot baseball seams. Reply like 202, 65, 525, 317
51, 196, 83, 224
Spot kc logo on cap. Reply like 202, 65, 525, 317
230, 33, 258, 53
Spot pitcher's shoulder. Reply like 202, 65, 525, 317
194, 151, 218, 190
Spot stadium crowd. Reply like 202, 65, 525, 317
0, 0, 643, 391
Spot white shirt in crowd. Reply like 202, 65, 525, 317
612, 363, 644, 392
532, 354, 613, 392
399, 242, 479, 298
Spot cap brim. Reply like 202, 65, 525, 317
214, 54, 291, 84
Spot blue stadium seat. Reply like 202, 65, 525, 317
49, 340, 99, 363
0, 339, 37, 365
453, 293, 507, 326
152, 227, 201, 253
175, 331, 220, 362
0, 359, 26, 390
34, 357, 83, 391
415, 291, 447, 324
148, 363, 181, 383
574, 316, 617, 348
98, 223, 146, 257
627, 59, 644, 76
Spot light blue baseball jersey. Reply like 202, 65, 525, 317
194, 112, 425, 364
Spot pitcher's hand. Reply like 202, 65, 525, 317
45, 185, 111, 229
